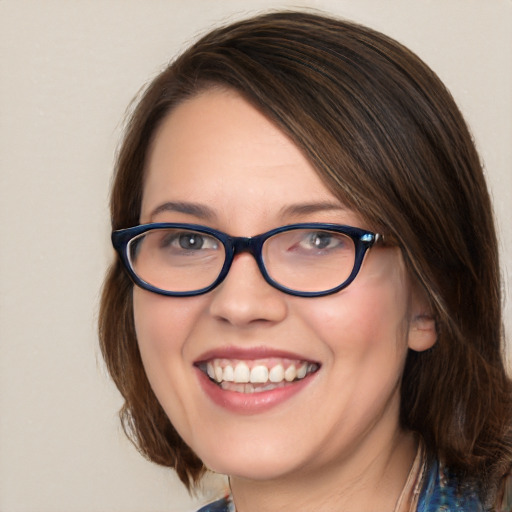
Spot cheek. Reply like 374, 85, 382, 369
300, 277, 411, 363
132, 289, 208, 438
134, 290, 198, 350
132, 289, 204, 389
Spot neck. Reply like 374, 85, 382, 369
229, 429, 418, 512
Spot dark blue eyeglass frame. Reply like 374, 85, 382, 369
112, 222, 380, 298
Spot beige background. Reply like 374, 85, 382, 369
1, 1, 511, 511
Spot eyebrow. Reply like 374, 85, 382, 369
149, 200, 348, 223
279, 201, 348, 217
149, 201, 216, 221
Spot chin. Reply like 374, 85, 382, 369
207, 458, 300, 482
194, 435, 314, 482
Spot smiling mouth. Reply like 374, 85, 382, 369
197, 358, 320, 394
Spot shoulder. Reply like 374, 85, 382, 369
196, 496, 234, 512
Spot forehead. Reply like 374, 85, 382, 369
141, 89, 361, 229
145, 88, 317, 185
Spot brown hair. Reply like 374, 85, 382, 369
99, 11, 511, 497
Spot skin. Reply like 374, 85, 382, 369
134, 88, 437, 512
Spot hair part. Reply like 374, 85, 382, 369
99, 10, 511, 498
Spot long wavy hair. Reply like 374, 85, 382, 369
99, 11, 511, 499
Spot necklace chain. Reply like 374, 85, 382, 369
393, 440, 427, 512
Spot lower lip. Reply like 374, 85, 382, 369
195, 368, 317, 414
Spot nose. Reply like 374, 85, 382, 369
208, 252, 288, 327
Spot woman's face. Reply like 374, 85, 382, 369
134, 89, 435, 482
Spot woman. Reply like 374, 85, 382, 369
99, 11, 512, 512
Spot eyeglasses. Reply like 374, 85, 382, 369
112, 223, 381, 297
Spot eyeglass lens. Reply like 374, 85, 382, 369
128, 227, 356, 294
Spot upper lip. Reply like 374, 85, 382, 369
194, 345, 320, 365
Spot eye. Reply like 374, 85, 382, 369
162, 231, 219, 251
177, 233, 204, 250
304, 232, 334, 249
298, 231, 347, 251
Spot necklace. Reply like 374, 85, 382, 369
393, 440, 428, 512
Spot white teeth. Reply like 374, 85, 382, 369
250, 365, 269, 383
268, 364, 284, 383
220, 381, 287, 393
223, 365, 234, 382
284, 365, 297, 382
233, 362, 250, 383
296, 363, 307, 379
204, 358, 319, 390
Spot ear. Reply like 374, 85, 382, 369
407, 281, 437, 352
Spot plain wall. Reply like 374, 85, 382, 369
1, 1, 511, 511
